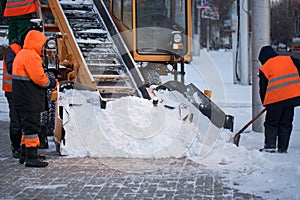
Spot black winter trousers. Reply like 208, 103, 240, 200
15, 110, 41, 147
264, 106, 294, 151
5, 92, 22, 149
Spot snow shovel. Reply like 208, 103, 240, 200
233, 108, 266, 146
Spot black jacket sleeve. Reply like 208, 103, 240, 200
259, 70, 268, 104
291, 56, 300, 76
5, 47, 16, 74
0, 0, 6, 15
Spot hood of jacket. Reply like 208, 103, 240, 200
258, 45, 278, 65
23, 30, 47, 56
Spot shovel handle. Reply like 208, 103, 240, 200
234, 108, 266, 146
238, 108, 266, 134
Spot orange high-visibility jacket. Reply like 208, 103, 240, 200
12, 30, 50, 112
2, 42, 22, 92
4, 0, 39, 17
260, 56, 300, 106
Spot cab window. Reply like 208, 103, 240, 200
122, 0, 132, 29
112, 0, 121, 20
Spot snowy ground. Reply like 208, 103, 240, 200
195, 50, 300, 200
1, 49, 300, 199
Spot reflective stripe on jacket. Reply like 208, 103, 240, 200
260, 56, 300, 106
2, 42, 22, 92
4, 0, 39, 17
12, 30, 49, 111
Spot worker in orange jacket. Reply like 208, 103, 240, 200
2, 38, 22, 158
2, 0, 40, 43
258, 46, 300, 153
12, 30, 57, 167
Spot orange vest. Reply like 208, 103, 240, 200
4, 0, 39, 17
260, 56, 300, 105
2, 43, 22, 92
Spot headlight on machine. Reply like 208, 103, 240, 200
46, 39, 57, 49
173, 33, 182, 43
43, 37, 59, 70
44, 38, 58, 57
171, 31, 183, 50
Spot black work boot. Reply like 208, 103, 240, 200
277, 149, 288, 153
38, 126, 49, 149
25, 147, 48, 168
11, 146, 21, 159
19, 144, 26, 164
20, 145, 46, 164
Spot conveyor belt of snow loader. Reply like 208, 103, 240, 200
47, 0, 150, 100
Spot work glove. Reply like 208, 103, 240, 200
48, 78, 58, 100
48, 78, 58, 89
51, 90, 58, 101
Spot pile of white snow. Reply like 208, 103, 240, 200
59, 88, 231, 159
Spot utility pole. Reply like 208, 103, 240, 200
251, 0, 271, 132
239, 0, 249, 85
192, 1, 200, 56
233, 0, 239, 84
206, 19, 210, 51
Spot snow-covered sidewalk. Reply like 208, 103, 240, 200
201, 50, 300, 200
